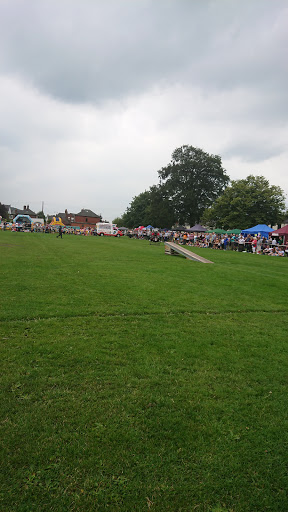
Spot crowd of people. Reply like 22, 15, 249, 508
1, 222, 99, 236
128, 229, 288, 256
1, 221, 287, 256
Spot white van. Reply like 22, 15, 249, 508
96, 222, 123, 237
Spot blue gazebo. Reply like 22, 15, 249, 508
241, 224, 272, 238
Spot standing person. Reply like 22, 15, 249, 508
211, 232, 216, 248
238, 235, 245, 252
256, 236, 262, 254
57, 225, 63, 238
246, 235, 252, 252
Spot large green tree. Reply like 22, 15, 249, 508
158, 145, 229, 226
112, 216, 125, 226
145, 185, 175, 228
201, 175, 286, 230
121, 185, 175, 229
0, 203, 8, 220
121, 190, 151, 228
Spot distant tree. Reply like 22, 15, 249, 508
0, 203, 9, 220
36, 211, 46, 221
201, 175, 286, 230
121, 185, 176, 229
282, 208, 288, 223
121, 190, 151, 228
145, 185, 176, 228
112, 216, 125, 226
158, 145, 229, 225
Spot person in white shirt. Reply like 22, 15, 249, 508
238, 235, 245, 252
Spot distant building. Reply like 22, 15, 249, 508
73, 209, 102, 228
4, 205, 37, 221
49, 208, 102, 228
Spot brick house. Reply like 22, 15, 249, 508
63, 208, 101, 228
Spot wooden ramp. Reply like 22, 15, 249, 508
165, 242, 214, 264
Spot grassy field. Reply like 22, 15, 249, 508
0, 231, 288, 512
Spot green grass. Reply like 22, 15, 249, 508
0, 232, 288, 511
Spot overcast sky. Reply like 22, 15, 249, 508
1, 0, 287, 220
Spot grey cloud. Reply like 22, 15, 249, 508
222, 141, 286, 163
0, 0, 287, 104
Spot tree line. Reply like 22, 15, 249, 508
113, 145, 287, 230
